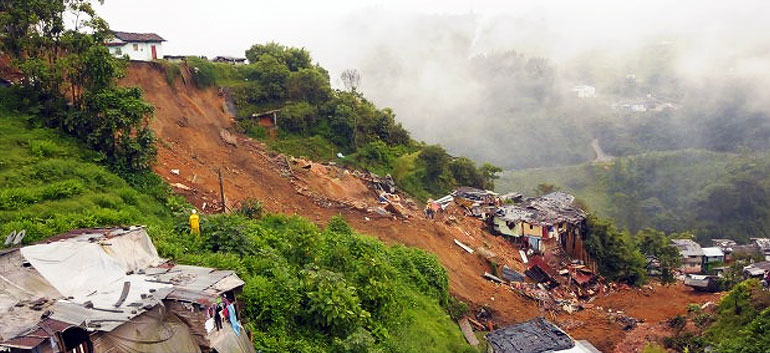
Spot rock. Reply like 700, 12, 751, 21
170, 169, 180, 175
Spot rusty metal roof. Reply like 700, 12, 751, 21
112, 31, 165, 42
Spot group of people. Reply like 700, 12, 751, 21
424, 200, 442, 219
207, 294, 242, 336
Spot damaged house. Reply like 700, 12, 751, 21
451, 187, 500, 218
0, 227, 256, 353
491, 192, 594, 270
672, 239, 704, 274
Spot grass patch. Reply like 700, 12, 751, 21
0, 110, 177, 243
269, 135, 337, 161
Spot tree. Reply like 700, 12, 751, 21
419, 145, 450, 180
585, 215, 647, 285
0, 0, 157, 172
449, 157, 484, 189
480, 163, 502, 190
341, 69, 361, 92
245, 42, 312, 71
287, 68, 331, 105
636, 228, 682, 284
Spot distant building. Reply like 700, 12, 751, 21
212, 56, 247, 65
162, 55, 207, 63
106, 31, 165, 61
486, 317, 601, 353
612, 94, 678, 113
751, 238, 770, 260
743, 261, 770, 278
571, 85, 596, 98
672, 239, 704, 274
702, 247, 725, 272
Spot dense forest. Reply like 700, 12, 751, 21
499, 149, 770, 244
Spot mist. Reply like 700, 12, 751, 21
96, 0, 770, 170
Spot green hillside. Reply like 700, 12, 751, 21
0, 106, 181, 242
498, 149, 770, 243
0, 103, 476, 353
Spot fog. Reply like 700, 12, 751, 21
96, 0, 770, 169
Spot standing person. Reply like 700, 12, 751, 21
189, 209, 200, 236
214, 305, 223, 330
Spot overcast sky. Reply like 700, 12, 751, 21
95, 1, 770, 151
95, 1, 769, 74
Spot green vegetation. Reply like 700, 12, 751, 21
0, 0, 157, 172
183, 44, 500, 199
499, 149, 770, 243
156, 214, 476, 353
0, 104, 475, 352
0, 106, 180, 243
584, 215, 647, 285
656, 279, 770, 353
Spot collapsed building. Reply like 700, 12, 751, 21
0, 227, 256, 353
451, 187, 500, 218
491, 192, 594, 271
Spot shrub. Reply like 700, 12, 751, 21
238, 198, 264, 219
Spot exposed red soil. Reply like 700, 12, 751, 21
121, 62, 721, 352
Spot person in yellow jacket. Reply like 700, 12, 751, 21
189, 209, 200, 236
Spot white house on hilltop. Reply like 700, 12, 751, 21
106, 31, 165, 61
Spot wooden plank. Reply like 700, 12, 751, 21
454, 239, 474, 254
114, 281, 131, 307
519, 250, 529, 264
458, 317, 480, 346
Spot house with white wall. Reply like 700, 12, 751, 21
106, 31, 165, 61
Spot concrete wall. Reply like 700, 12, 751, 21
109, 41, 163, 61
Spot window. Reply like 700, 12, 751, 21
114, 47, 122, 55
133, 44, 139, 51
529, 224, 533, 230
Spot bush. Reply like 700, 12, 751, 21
188, 58, 217, 88
238, 198, 264, 219
160, 61, 182, 86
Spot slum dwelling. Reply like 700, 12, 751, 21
490, 192, 596, 272
0, 226, 256, 353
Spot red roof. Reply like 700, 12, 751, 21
111, 31, 165, 42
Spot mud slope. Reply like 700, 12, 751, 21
122, 61, 540, 317
122, 62, 716, 352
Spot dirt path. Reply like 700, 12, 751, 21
122, 62, 719, 352
592, 138, 614, 163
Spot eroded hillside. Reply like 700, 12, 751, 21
122, 61, 717, 352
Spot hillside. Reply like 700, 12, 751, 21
0, 102, 477, 352
119, 61, 720, 352
498, 148, 770, 243
0, 107, 178, 240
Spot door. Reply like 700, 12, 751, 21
151, 45, 157, 60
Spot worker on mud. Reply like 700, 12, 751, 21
425, 200, 435, 219
189, 209, 200, 236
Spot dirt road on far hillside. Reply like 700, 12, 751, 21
122, 62, 719, 352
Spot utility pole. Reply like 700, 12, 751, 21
218, 169, 226, 213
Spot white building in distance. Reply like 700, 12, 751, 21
571, 85, 596, 98
106, 31, 165, 61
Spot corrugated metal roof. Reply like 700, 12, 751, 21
496, 192, 585, 225
702, 247, 724, 257
486, 317, 575, 353
1, 226, 246, 345
672, 239, 704, 257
